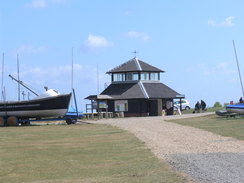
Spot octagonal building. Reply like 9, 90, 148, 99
87, 57, 184, 116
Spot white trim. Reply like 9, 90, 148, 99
138, 81, 149, 99
0, 109, 67, 118
135, 57, 142, 71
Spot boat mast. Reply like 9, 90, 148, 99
70, 47, 74, 107
9, 75, 39, 96
17, 54, 20, 101
1, 53, 4, 100
71, 47, 74, 91
97, 64, 99, 94
71, 47, 79, 116
232, 40, 244, 97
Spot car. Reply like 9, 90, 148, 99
174, 99, 191, 110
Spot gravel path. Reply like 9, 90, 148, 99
87, 113, 244, 183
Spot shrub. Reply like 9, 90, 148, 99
214, 101, 222, 108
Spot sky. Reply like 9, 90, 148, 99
1, 0, 244, 110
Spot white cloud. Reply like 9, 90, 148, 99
16, 45, 48, 54
83, 34, 114, 51
199, 62, 235, 76
207, 16, 235, 27
26, 0, 47, 8
124, 31, 150, 41
17, 64, 82, 88
25, 0, 65, 8
17, 64, 107, 93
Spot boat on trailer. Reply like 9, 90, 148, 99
216, 103, 244, 117
0, 89, 71, 118
216, 41, 244, 117
0, 75, 72, 126
226, 103, 244, 115
0, 89, 72, 125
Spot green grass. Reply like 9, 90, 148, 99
181, 107, 223, 114
0, 124, 188, 183
168, 115, 244, 140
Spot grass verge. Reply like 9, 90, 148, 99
168, 115, 244, 140
0, 124, 188, 183
181, 107, 223, 114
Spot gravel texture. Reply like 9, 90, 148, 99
88, 113, 244, 183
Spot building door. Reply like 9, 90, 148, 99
149, 99, 162, 116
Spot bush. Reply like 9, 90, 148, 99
224, 103, 230, 107
214, 101, 222, 108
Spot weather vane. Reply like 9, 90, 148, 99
132, 50, 139, 58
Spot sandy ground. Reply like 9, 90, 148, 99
87, 113, 244, 183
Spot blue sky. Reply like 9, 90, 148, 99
1, 0, 244, 110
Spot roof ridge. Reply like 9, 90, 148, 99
135, 57, 142, 71
138, 81, 149, 99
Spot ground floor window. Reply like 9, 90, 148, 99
115, 100, 128, 112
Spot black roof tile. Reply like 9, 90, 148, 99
100, 82, 145, 99
100, 81, 179, 99
143, 82, 180, 98
107, 58, 164, 73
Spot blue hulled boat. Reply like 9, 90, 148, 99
226, 103, 244, 114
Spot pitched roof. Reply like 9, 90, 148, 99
100, 82, 145, 99
106, 57, 164, 73
143, 82, 179, 98
100, 81, 180, 99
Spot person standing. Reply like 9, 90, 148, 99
239, 97, 243, 103
194, 101, 201, 113
201, 100, 206, 111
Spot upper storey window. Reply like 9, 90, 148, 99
150, 72, 159, 80
112, 72, 160, 82
113, 73, 125, 81
141, 72, 149, 80
126, 72, 139, 81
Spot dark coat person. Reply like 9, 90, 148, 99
194, 101, 201, 113
239, 97, 243, 103
201, 100, 206, 111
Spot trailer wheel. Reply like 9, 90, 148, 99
7, 116, 18, 126
22, 121, 31, 126
72, 119, 77, 124
66, 118, 72, 125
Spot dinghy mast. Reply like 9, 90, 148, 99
232, 40, 244, 97
1, 53, 4, 101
